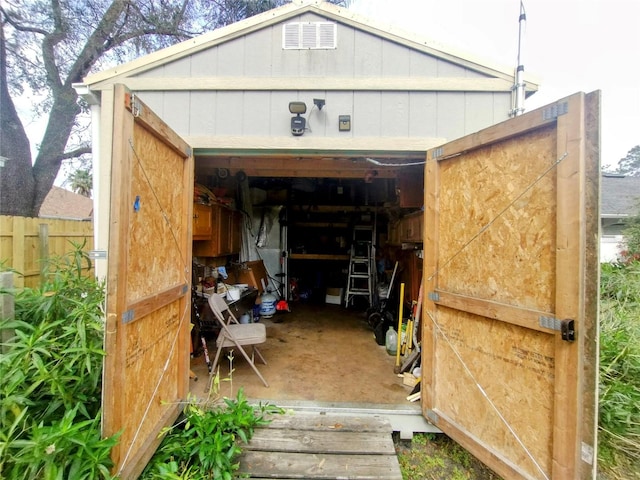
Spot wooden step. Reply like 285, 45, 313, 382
238, 412, 402, 479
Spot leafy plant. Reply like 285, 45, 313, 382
141, 389, 282, 480
0, 245, 119, 479
621, 208, 640, 263
599, 261, 640, 476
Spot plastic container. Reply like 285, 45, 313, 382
259, 291, 277, 317
385, 327, 397, 355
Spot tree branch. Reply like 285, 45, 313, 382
51, 145, 92, 163
65, 0, 130, 83
0, 6, 49, 36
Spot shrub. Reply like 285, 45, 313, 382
0, 245, 119, 479
599, 261, 640, 474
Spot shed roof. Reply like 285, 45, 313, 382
83, 0, 539, 91
601, 174, 640, 218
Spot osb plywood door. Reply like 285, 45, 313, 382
423, 92, 599, 480
104, 84, 194, 479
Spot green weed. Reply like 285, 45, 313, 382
141, 389, 282, 479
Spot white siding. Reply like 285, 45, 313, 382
189, 92, 216, 136
130, 12, 513, 145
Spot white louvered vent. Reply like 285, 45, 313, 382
283, 22, 337, 49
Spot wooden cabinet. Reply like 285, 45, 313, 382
192, 203, 212, 240
388, 211, 423, 244
403, 212, 423, 242
193, 204, 241, 257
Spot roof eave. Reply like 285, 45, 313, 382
83, 0, 539, 92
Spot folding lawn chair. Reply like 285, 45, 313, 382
207, 293, 269, 387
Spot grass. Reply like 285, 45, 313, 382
395, 433, 501, 480
397, 261, 640, 480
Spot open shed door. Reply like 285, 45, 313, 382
103, 85, 193, 479
423, 91, 599, 480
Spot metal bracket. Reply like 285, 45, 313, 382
88, 250, 107, 260
542, 101, 568, 121
130, 94, 142, 117
122, 309, 135, 324
428, 292, 440, 302
426, 410, 439, 424
561, 319, 575, 342
539, 316, 575, 342
431, 147, 443, 160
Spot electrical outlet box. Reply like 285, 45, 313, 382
338, 115, 351, 131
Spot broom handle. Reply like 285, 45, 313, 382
395, 283, 405, 370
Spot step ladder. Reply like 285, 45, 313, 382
345, 225, 374, 307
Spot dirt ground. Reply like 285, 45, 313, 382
394, 433, 502, 480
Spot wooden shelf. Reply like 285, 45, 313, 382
289, 253, 349, 261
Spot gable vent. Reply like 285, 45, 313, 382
283, 22, 337, 49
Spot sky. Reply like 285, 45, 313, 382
349, 0, 640, 168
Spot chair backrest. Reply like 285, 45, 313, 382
208, 293, 238, 325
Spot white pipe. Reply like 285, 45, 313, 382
511, 2, 527, 117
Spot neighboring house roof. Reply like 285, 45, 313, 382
601, 174, 640, 218
39, 186, 94, 220
83, 0, 540, 92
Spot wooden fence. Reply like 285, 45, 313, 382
0, 216, 94, 288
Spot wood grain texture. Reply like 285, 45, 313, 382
238, 412, 401, 479
422, 92, 599, 480
104, 85, 192, 480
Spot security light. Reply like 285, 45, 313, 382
289, 102, 307, 114
289, 101, 307, 136
313, 98, 325, 110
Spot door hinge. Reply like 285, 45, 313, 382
542, 101, 568, 120
539, 316, 575, 342
130, 94, 142, 117
428, 292, 440, 302
122, 309, 135, 324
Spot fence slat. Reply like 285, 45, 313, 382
1, 272, 14, 354
39, 223, 49, 284
1, 216, 94, 288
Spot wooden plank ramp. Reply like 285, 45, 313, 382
238, 412, 402, 479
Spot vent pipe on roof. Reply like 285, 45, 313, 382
510, 1, 526, 117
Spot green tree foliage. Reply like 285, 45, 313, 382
614, 145, 640, 177
0, 0, 349, 217
67, 167, 93, 197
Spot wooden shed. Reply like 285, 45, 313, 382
76, 1, 599, 479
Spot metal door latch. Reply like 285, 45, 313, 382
539, 316, 575, 342
561, 319, 575, 343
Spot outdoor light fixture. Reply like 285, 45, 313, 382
289, 101, 307, 136
313, 98, 325, 110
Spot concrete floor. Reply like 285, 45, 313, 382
189, 302, 416, 406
